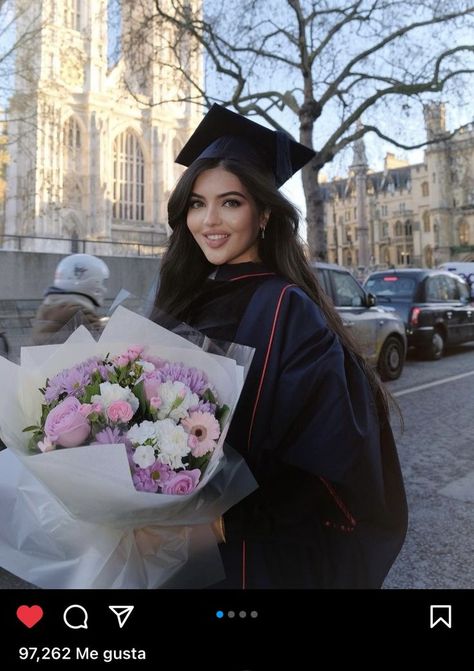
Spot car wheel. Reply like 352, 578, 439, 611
426, 329, 445, 360
377, 336, 404, 381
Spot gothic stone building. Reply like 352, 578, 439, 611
4, 0, 202, 255
323, 103, 474, 270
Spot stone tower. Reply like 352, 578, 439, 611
423, 102, 452, 263
5, 0, 202, 254
350, 126, 370, 268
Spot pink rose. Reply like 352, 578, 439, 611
79, 402, 102, 417
150, 396, 162, 409
114, 354, 129, 367
127, 345, 144, 361
106, 400, 134, 423
161, 469, 201, 495
44, 397, 91, 448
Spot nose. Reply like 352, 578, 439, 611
202, 202, 220, 227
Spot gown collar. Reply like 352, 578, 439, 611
212, 262, 276, 282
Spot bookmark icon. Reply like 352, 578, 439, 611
430, 605, 452, 629
108, 605, 134, 628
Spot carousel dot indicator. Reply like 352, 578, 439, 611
250, 611, 258, 618
239, 610, 247, 618
228, 611, 235, 618
216, 610, 224, 619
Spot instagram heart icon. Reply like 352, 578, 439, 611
16, 605, 44, 628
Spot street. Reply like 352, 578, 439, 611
384, 342, 474, 588
1, 342, 474, 590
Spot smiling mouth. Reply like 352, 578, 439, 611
203, 234, 230, 248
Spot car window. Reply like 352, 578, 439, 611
331, 271, 365, 307
365, 275, 415, 299
315, 268, 331, 297
458, 280, 470, 302
426, 275, 457, 301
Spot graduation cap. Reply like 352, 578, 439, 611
175, 104, 315, 187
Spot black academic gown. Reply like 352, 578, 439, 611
185, 262, 408, 589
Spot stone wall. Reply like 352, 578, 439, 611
0, 250, 162, 361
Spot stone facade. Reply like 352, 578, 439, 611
3, 0, 202, 255
323, 103, 474, 270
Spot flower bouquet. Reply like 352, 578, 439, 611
0, 306, 256, 588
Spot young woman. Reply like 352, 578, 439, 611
154, 105, 407, 588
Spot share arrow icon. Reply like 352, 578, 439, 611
108, 605, 134, 628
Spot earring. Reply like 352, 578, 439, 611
260, 226, 265, 240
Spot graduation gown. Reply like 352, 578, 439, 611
185, 262, 408, 589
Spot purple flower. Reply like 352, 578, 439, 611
44, 357, 105, 402
157, 363, 209, 395
44, 397, 91, 447
94, 426, 125, 445
132, 462, 174, 493
189, 400, 217, 414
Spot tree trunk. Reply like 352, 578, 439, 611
302, 162, 326, 260
299, 104, 326, 261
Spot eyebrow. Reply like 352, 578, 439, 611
190, 190, 247, 199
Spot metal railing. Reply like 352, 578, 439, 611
0, 234, 167, 257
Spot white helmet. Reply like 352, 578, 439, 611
54, 254, 110, 305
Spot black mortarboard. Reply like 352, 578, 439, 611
175, 104, 315, 187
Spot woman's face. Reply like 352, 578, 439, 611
186, 167, 266, 265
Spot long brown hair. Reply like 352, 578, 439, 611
155, 157, 394, 417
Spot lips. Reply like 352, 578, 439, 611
203, 233, 230, 249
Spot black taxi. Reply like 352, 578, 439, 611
364, 269, 474, 359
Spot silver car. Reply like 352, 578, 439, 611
312, 263, 407, 381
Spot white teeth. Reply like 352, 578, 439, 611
206, 234, 229, 240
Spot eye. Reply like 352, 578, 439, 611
223, 199, 241, 208
189, 199, 204, 209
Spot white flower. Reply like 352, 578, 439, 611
136, 360, 155, 373
127, 420, 158, 446
155, 418, 190, 470
91, 382, 139, 413
156, 381, 199, 422
133, 444, 156, 469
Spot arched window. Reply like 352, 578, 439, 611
404, 220, 412, 236
459, 220, 470, 246
64, 117, 82, 173
421, 182, 429, 197
113, 131, 145, 221
423, 211, 430, 233
64, 0, 81, 31
395, 220, 403, 236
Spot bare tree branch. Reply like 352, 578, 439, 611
115, 0, 474, 258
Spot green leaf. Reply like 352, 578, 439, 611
22, 425, 41, 433
215, 404, 230, 430
133, 380, 148, 416
81, 379, 101, 403
202, 388, 217, 404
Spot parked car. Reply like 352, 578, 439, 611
364, 268, 474, 360
312, 263, 407, 380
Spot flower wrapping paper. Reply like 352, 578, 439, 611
0, 307, 257, 588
